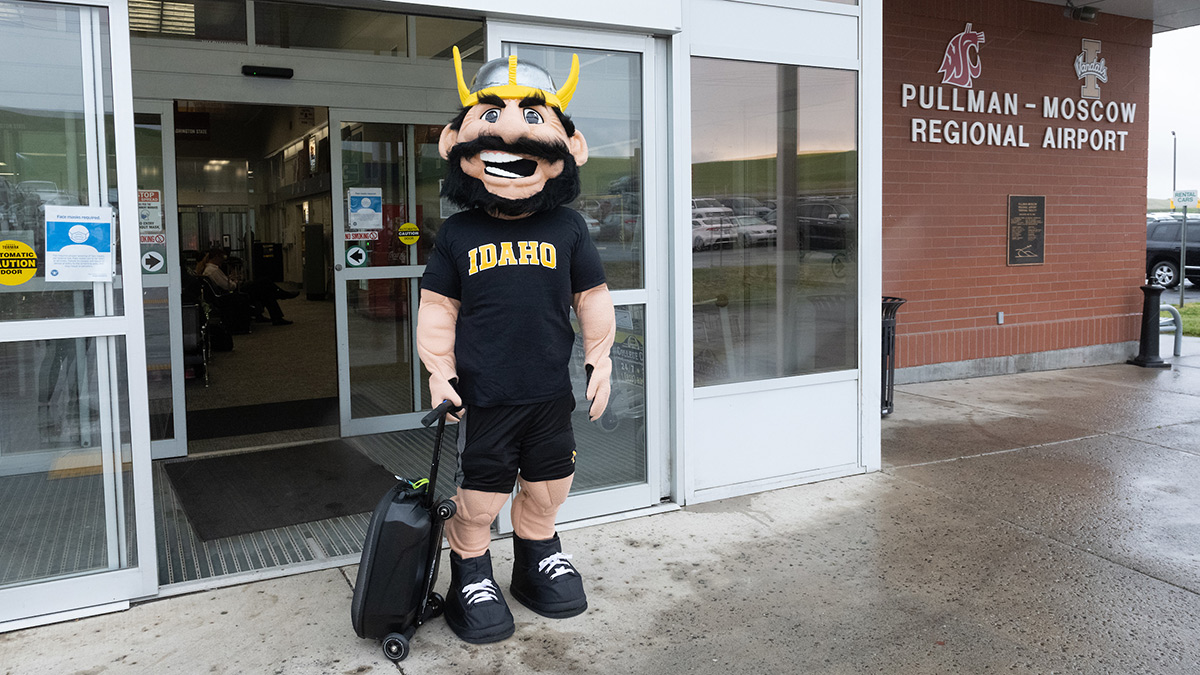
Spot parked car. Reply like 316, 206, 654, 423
730, 215, 776, 247
795, 202, 853, 251
692, 217, 736, 251
1148, 211, 1185, 222
1146, 218, 1200, 288
17, 180, 79, 206
691, 197, 734, 219
599, 212, 640, 243
581, 213, 600, 238
720, 196, 771, 218
763, 201, 854, 254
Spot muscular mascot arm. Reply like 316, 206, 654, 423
573, 283, 616, 421
417, 289, 463, 410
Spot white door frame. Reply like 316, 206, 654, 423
133, 99, 186, 460
485, 22, 669, 529
0, 0, 157, 630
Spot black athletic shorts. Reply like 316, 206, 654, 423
456, 393, 577, 493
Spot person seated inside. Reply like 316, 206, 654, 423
196, 248, 296, 326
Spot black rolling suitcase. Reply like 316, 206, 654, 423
351, 400, 460, 662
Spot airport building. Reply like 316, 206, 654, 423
1, 0, 1192, 629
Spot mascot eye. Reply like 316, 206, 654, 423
482, 109, 501, 123
523, 109, 544, 124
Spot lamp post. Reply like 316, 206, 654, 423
1172, 130, 1177, 210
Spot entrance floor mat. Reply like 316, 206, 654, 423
162, 440, 397, 541
186, 397, 338, 440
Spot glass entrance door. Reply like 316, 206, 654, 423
0, 0, 156, 628
331, 111, 448, 435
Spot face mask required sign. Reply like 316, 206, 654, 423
45, 205, 114, 282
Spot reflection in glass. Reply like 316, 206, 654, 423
254, 3, 484, 61
414, 124, 449, 266
129, 0, 247, 43
569, 304, 647, 493
0, 337, 137, 585
340, 122, 410, 267
256, 1, 407, 56
347, 278, 415, 418
506, 44, 644, 291
691, 58, 858, 387
414, 16, 485, 62
133, 113, 175, 441
0, 0, 121, 320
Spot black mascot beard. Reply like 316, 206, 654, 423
441, 134, 581, 218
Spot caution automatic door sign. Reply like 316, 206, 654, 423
0, 239, 37, 286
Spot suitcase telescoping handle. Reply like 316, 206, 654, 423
420, 398, 462, 510
420, 398, 460, 428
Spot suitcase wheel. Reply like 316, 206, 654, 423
424, 592, 445, 621
382, 633, 410, 662
435, 499, 457, 521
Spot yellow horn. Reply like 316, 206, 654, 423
556, 53, 580, 109
453, 46, 473, 107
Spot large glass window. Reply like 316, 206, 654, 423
254, 2, 483, 62
496, 41, 650, 498
347, 278, 416, 419
570, 303, 646, 492
0, 336, 138, 586
1, 0, 123, 320
507, 44, 644, 291
691, 58, 858, 387
255, 1, 407, 56
129, 0, 246, 43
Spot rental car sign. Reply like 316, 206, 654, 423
1174, 190, 1199, 209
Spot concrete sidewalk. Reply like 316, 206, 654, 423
5, 337, 1200, 674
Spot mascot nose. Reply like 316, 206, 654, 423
488, 107, 536, 142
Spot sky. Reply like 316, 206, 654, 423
1147, 24, 1200, 201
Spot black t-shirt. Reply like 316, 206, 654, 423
421, 206, 606, 407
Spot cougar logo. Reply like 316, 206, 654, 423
939, 23, 986, 88
1075, 39, 1107, 100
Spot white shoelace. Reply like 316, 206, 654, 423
462, 578, 500, 605
537, 552, 577, 580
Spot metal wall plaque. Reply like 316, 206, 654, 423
1007, 195, 1045, 266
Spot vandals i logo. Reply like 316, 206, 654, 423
939, 23, 986, 88
1075, 39, 1108, 99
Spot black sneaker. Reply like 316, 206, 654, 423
509, 533, 587, 619
444, 550, 515, 644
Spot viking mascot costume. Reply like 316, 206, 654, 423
417, 48, 616, 644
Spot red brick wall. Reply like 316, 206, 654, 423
883, 0, 1152, 369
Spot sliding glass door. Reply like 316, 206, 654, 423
0, 0, 156, 628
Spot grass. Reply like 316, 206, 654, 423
1162, 303, 1200, 337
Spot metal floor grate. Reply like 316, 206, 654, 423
154, 416, 644, 586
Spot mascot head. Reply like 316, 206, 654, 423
439, 48, 589, 218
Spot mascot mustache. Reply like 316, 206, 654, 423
442, 135, 581, 217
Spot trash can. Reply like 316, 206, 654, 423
881, 296, 907, 416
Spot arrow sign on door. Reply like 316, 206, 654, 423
346, 245, 367, 267
141, 250, 164, 272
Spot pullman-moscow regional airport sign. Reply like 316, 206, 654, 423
903, 24, 1134, 152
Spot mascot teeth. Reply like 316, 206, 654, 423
480, 150, 539, 179
485, 166, 521, 179
480, 151, 521, 163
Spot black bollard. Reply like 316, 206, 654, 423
1128, 285, 1171, 368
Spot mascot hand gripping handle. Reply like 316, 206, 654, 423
416, 47, 616, 645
